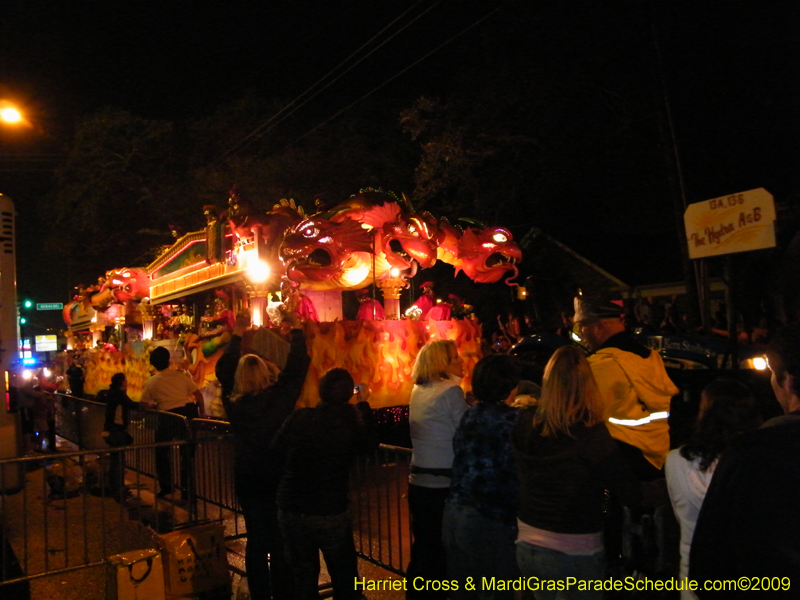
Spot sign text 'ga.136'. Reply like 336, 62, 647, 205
683, 187, 776, 260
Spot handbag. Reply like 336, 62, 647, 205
106, 548, 166, 600
157, 521, 230, 597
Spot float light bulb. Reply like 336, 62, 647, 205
247, 260, 271, 284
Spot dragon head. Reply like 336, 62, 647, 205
456, 226, 522, 284
324, 192, 438, 274
258, 199, 306, 270
105, 268, 151, 303
279, 216, 374, 289
379, 210, 439, 271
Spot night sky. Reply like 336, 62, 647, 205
1, 0, 798, 329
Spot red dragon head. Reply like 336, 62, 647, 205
380, 211, 439, 270
257, 199, 306, 274
325, 191, 438, 274
105, 268, 151, 303
279, 216, 375, 290
455, 226, 522, 284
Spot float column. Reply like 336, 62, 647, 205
377, 276, 406, 320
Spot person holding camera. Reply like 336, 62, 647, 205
271, 369, 377, 600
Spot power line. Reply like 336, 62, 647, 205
279, 3, 505, 152
215, 0, 438, 162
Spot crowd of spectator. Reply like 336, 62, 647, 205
82, 291, 797, 600
413, 296, 798, 600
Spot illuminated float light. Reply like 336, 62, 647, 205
492, 232, 508, 243
390, 267, 400, 277
43, 368, 51, 378
750, 356, 768, 370
608, 411, 669, 427
341, 263, 370, 287
246, 260, 271, 284
22, 369, 33, 379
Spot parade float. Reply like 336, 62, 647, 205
62, 188, 522, 416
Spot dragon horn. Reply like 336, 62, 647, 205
457, 217, 487, 229
400, 192, 416, 213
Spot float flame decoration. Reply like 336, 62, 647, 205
300, 319, 482, 408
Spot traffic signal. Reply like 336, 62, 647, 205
23, 299, 33, 309
19, 316, 26, 325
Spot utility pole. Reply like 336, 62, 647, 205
647, 2, 707, 332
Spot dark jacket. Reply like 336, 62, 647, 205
215, 333, 244, 406
272, 400, 378, 516
512, 407, 658, 534
103, 388, 139, 431
690, 414, 800, 596
221, 329, 310, 498
448, 402, 519, 527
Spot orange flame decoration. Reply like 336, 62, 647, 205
75, 319, 482, 409
299, 319, 482, 408
82, 343, 152, 400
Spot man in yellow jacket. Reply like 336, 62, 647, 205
574, 295, 679, 480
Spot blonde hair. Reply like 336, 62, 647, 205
412, 340, 457, 385
533, 345, 603, 437
231, 354, 280, 402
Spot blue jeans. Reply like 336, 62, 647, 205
278, 509, 358, 600
239, 495, 292, 600
516, 541, 605, 600
442, 503, 519, 600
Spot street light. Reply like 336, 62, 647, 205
1, 108, 22, 124
0, 101, 33, 130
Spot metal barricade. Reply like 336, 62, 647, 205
3, 405, 414, 591
351, 444, 412, 575
54, 394, 107, 450
0, 444, 178, 589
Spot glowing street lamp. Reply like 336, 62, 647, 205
1, 108, 22, 124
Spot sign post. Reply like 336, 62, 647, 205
684, 187, 776, 368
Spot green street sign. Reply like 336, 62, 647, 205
36, 303, 64, 311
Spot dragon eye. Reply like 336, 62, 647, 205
492, 232, 508, 243
302, 226, 319, 238
408, 224, 417, 235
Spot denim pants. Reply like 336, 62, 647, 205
442, 503, 519, 600
239, 494, 292, 600
516, 541, 605, 600
406, 484, 450, 600
278, 508, 358, 600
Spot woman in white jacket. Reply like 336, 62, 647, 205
406, 339, 468, 599
665, 378, 761, 600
